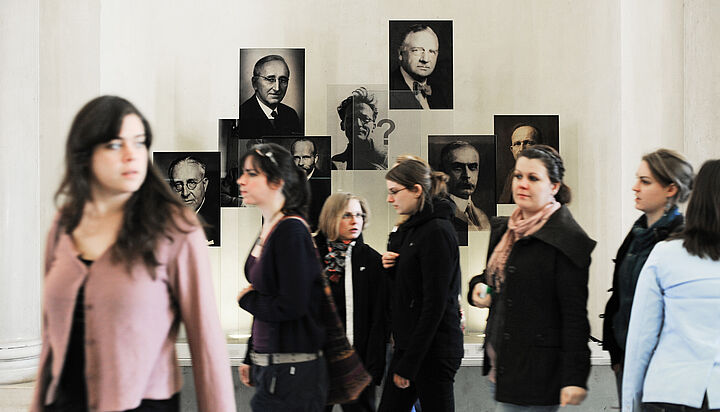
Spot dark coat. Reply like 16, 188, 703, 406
468, 206, 596, 406
239, 218, 325, 363
239, 95, 301, 139
387, 196, 464, 380
314, 232, 387, 384
601, 212, 684, 365
389, 68, 451, 110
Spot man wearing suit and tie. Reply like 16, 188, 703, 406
240, 55, 301, 139
441, 141, 491, 241
390, 24, 451, 110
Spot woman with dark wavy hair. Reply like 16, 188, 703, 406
31, 96, 234, 412
236, 143, 328, 411
469, 145, 595, 411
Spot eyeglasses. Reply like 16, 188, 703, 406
255, 148, 278, 166
341, 212, 366, 220
255, 75, 289, 86
387, 188, 407, 197
172, 180, 202, 192
405, 47, 438, 57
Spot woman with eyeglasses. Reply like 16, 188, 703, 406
378, 155, 464, 412
314, 193, 386, 412
31, 96, 234, 412
236, 143, 328, 411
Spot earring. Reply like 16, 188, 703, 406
664, 198, 673, 213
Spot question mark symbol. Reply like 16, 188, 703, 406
377, 119, 396, 146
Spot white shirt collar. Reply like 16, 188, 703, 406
255, 95, 277, 120
449, 194, 470, 211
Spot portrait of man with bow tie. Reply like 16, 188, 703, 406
239, 49, 304, 140
389, 20, 453, 110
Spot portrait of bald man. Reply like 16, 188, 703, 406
494, 115, 560, 204
389, 20, 453, 110
291, 137, 330, 179
239, 49, 304, 140
429, 135, 496, 246
154, 152, 221, 246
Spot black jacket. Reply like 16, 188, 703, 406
601, 212, 684, 365
468, 206, 596, 405
239, 96, 301, 139
387, 196, 464, 380
314, 232, 387, 384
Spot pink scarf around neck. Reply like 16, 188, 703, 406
486, 201, 561, 293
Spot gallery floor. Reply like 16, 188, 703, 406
1, 366, 619, 412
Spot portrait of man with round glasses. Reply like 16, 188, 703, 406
154, 151, 221, 246
389, 20, 453, 110
239, 49, 305, 140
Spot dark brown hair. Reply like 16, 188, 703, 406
518, 144, 572, 204
240, 142, 310, 218
55, 95, 195, 274
681, 159, 720, 260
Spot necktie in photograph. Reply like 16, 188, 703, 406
413, 81, 432, 97
269, 110, 277, 128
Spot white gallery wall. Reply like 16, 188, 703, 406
2, 0, 720, 382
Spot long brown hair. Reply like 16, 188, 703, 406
681, 159, 720, 260
55, 96, 195, 274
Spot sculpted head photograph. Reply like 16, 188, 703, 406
328, 85, 388, 170
239, 48, 305, 139
153, 151, 221, 246
494, 114, 559, 203
389, 20, 453, 110
429, 135, 496, 245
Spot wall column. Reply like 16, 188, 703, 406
0, 0, 42, 384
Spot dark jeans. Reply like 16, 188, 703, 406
377, 351, 461, 412
644, 394, 719, 412
325, 384, 376, 412
251, 356, 328, 412
46, 393, 179, 412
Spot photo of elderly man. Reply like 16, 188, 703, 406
389, 20, 453, 110
154, 152, 221, 246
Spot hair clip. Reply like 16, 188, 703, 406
255, 148, 278, 166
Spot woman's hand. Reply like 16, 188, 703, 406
237, 284, 254, 302
382, 252, 399, 269
393, 373, 410, 389
471, 283, 492, 308
560, 386, 587, 406
239, 364, 253, 387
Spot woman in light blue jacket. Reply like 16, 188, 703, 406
623, 159, 720, 412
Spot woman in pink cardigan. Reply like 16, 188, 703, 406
31, 96, 235, 412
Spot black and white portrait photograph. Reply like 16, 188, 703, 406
218, 118, 241, 207
494, 114, 560, 204
239, 48, 305, 140
237, 136, 331, 230
153, 151, 221, 247
389, 20, 453, 110
429, 135, 495, 245
327, 85, 389, 170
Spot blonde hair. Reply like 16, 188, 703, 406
318, 192, 370, 241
